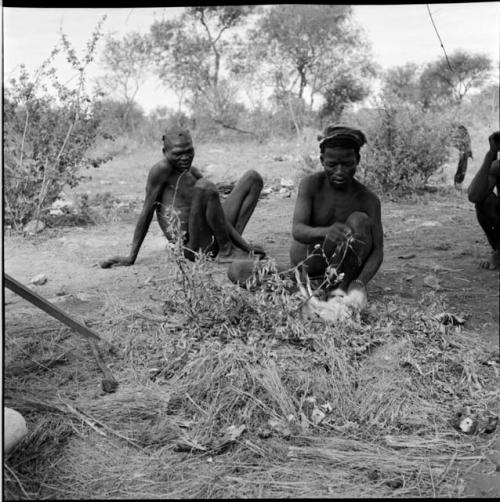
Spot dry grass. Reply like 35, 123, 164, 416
4, 237, 499, 499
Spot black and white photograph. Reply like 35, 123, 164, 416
3, 2, 500, 498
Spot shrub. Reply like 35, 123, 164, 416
357, 100, 453, 194
3, 19, 107, 230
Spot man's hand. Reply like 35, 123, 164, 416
488, 131, 500, 153
325, 223, 352, 243
345, 280, 368, 310
99, 256, 134, 268
347, 280, 366, 296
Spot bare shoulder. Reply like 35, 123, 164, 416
147, 158, 172, 183
299, 172, 325, 192
354, 180, 381, 209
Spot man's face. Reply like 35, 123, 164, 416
164, 139, 195, 172
321, 146, 359, 189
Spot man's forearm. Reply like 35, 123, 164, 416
128, 209, 155, 263
292, 224, 330, 244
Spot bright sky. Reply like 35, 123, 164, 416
3, 3, 499, 113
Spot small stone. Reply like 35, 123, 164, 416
4, 408, 28, 455
459, 417, 477, 434
31, 274, 48, 285
56, 287, 68, 296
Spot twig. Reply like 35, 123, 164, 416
185, 393, 209, 416
4, 464, 33, 500
60, 398, 142, 448
63, 401, 107, 437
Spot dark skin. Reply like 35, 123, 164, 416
467, 131, 500, 270
100, 135, 264, 268
290, 144, 384, 297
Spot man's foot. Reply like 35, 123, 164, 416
248, 243, 266, 259
216, 246, 252, 264
480, 251, 500, 270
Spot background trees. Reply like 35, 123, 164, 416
149, 6, 255, 131
3, 6, 498, 213
98, 32, 152, 133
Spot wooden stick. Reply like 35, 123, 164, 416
4, 273, 118, 392
4, 273, 103, 343
88, 339, 118, 394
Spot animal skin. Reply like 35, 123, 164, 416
295, 269, 367, 323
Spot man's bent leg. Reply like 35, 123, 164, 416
184, 179, 220, 259
223, 170, 263, 234
227, 259, 290, 288
475, 193, 500, 269
335, 211, 373, 289
290, 239, 328, 278
186, 178, 250, 262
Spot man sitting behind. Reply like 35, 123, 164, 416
289, 125, 384, 301
100, 126, 264, 268
467, 131, 500, 270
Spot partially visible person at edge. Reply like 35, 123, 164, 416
467, 131, 500, 270
100, 126, 265, 268
452, 124, 473, 189
229, 125, 384, 306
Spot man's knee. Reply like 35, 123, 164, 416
194, 178, 219, 198
241, 170, 264, 190
346, 211, 371, 235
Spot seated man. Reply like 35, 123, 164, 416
467, 131, 500, 270
229, 125, 383, 306
100, 126, 264, 268
289, 125, 383, 301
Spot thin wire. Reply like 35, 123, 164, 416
426, 4, 454, 73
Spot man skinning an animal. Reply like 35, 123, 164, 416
229, 125, 384, 310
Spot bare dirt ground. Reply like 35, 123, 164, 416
3, 140, 500, 497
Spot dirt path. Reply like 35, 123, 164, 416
4, 187, 499, 496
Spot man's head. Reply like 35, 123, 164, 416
162, 126, 195, 172
318, 125, 366, 189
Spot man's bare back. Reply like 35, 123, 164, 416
100, 126, 264, 268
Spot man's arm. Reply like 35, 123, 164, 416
100, 165, 168, 268
292, 177, 331, 243
468, 132, 500, 203
354, 195, 384, 286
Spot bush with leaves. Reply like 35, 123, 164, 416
3, 18, 108, 230
355, 100, 454, 194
